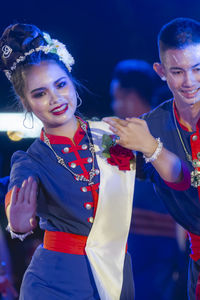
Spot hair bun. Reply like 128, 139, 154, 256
0, 23, 47, 70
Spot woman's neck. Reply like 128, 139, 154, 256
44, 116, 79, 139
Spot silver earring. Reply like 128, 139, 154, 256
76, 92, 83, 108
161, 76, 166, 81
23, 111, 34, 129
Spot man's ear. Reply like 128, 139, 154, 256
153, 62, 166, 81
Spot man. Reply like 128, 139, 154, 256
104, 17, 200, 299
110, 59, 188, 300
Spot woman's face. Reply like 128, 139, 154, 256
22, 60, 77, 133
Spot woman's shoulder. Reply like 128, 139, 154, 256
11, 138, 42, 165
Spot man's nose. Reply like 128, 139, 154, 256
183, 71, 196, 87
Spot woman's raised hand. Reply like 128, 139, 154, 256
8, 176, 38, 233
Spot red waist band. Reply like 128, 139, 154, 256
44, 230, 128, 255
43, 230, 87, 255
188, 232, 200, 261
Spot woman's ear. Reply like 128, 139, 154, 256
20, 97, 32, 112
153, 62, 166, 81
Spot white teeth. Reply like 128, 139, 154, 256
52, 104, 67, 112
183, 88, 199, 94
186, 90, 197, 94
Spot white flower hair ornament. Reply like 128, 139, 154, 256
3, 32, 75, 81
42, 32, 75, 72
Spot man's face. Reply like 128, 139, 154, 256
156, 44, 200, 109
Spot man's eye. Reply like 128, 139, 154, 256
172, 71, 182, 75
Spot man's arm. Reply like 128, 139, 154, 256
103, 117, 188, 185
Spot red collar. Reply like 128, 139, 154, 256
40, 117, 88, 145
173, 101, 200, 132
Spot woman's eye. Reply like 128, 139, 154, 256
57, 81, 67, 88
33, 91, 46, 98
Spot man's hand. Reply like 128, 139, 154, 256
103, 117, 157, 156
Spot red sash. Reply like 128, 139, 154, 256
43, 230, 128, 255
43, 230, 87, 255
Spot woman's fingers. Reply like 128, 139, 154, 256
29, 179, 38, 207
13, 177, 37, 206
24, 176, 34, 204
10, 186, 18, 206
28, 177, 38, 229
17, 179, 27, 204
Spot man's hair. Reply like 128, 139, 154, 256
158, 17, 200, 56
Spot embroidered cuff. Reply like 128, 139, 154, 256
6, 224, 33, 241
164, 161, 191, 191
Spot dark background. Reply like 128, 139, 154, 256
0, 0, 199, 174
0, 1, 196, 296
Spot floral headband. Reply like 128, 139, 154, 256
2, 32, 75, 81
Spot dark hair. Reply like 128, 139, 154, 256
0, 23, 75, 110
158, 17, 200, 54
111, 59, 157, 106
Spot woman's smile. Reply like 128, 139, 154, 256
51, 103, 69, 115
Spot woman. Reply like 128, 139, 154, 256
0, 23, 186, 300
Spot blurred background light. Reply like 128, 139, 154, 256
0, 113, 42, 139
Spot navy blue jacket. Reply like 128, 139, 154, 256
137, 99, 200, 235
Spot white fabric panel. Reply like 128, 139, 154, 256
85, 121, 136, 300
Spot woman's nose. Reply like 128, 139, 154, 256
49, 90, 62, 105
